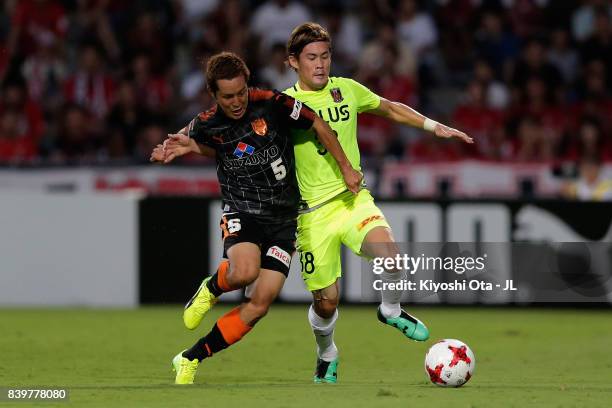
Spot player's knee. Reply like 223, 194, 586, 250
365, 241, 399, 261
314, 298, 338, 319
251, 302, 270, 318
362, 227, 399, 259
228, 262, 259, 287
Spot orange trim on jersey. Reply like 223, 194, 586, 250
216, 307, 252, 345
198, 105, 217, 121
249, 88, 275, 102
216, 260, 231, 292
357, 215, 384, 231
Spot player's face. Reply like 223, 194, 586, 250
290, 41, 331, 91
214, 76, 249, 120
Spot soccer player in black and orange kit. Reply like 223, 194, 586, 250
150, 52, 362, 384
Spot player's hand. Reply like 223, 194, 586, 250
166, 133, 191, 147
162, 140, 192, 164
149, 144, 166, 163
152, 133, 194, 164
434, 124, 473, 144
341, 166, 363, 194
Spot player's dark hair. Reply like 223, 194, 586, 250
204, 52, 250, 95
286, 22, 332, 58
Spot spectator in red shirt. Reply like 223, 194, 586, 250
514, 116, 553, 162
571, 59, 612, 137
129, 53, 172, 117
125, 12, 173, 73
0, 109, 37, 163
7, 0, 68, 60
473, 59, 510, 110
452, 80, 504, 159
579, 8, 612, 81
526, 75, 567, 123
63, 43, 116, 120
134, 123, 166, 164
511, 76, 568, 156
21, 35, 67, 114
66, 0, 121, 62
106, 80, 151, 158
511, 39, 563, 101
408, 130, 464, 162
0, 42, 8, 83
357, 27, 417, 158
564, 117, 612, 162
0, 79, 44, 144
51, 103, 102, 163
507, 0, 545, 39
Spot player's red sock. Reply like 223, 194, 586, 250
183, 307, 252, 361
205, 260, 233, 296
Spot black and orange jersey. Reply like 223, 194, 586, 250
188, 89, 315, 218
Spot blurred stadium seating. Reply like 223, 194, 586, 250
0, 0, 611, 199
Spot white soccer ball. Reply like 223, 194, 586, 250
424, 339, 475, 387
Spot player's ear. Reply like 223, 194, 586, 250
208, 85, 218, 101
287, 55, 299, 71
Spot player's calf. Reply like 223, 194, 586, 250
312, 284, 339, 319
309, 304, 339, 383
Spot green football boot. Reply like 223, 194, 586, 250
377, 307, 429, 341
183, 276, 218, 330
313, 358, 338, 383
172, 350, 199, 385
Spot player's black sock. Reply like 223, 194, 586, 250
206, 260, 230, 297
182, 324, 229, 362
206, 273, 224, 297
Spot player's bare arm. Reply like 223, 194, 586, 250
166, 133, 216, 157
369, 98, 474, 144
177, 125, 189, 135
311, 116, 363, 194
150, 133, 215, 164
149, 134, 196, 163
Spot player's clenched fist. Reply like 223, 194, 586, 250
341, 166, 363, 194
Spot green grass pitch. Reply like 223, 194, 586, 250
1, 305, 611, 407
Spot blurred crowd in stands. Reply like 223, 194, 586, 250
0, 0, 611, 168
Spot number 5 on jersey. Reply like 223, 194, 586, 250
271, 158, 286, 180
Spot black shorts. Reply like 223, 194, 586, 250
220, 211, 296, 276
